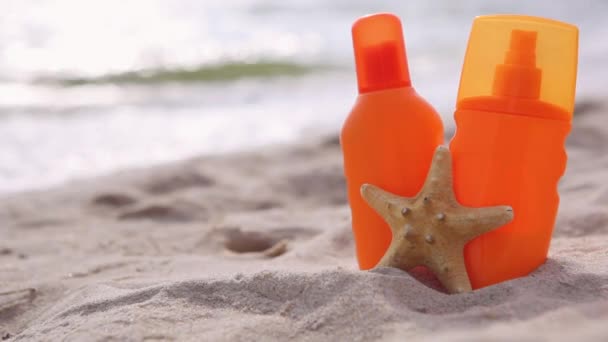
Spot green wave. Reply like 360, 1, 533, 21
45, 61, 329, 86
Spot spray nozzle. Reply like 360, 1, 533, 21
492, 29, 542, 99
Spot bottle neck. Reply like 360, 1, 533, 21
356, 84, 415, 99
355, 41, 411, 94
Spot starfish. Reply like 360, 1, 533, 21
360, 146, 514, 293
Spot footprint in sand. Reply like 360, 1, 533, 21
92, 193, 138, 208
224, 229, 288, 258
222, 227, 319, 258
0, 288, 37, 325
141, 171, 215, 195
118, 204, 196, 222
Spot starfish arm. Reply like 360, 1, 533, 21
376, 239, 419, 270
453, 205, 514, 241
429, 251, 473, 293
420, 146, 457, 201
360, 184, 405, 229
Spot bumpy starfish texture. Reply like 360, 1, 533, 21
360, 146, 514, 293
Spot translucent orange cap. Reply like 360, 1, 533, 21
352, 13, 411, 94
457, 15, 579, 116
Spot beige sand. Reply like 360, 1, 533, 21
1, 101, 607, 341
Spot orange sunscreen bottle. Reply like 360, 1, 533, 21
341, 13, 444, 270
450, 15, 579, 289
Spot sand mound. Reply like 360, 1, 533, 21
1, 102, 608, 341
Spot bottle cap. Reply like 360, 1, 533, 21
457, 15, 578, 115
352, 13, 411, 94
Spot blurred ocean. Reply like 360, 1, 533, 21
1, 0, 607, 193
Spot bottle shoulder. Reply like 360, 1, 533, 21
353, 87, 433, 111
457, 96, 571, 121
341, 87, 444, 147
345, 87, 442, 127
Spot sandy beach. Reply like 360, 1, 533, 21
0, 98, 606, 341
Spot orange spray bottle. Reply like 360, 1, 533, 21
341, 13, 444, 270
450, 15, 579, 289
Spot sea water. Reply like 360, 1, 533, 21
1, 0, 606, 193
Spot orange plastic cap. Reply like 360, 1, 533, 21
457, 15, 579, 115
352, 13, 411, 94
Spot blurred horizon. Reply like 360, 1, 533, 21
1, 0, 607, 193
